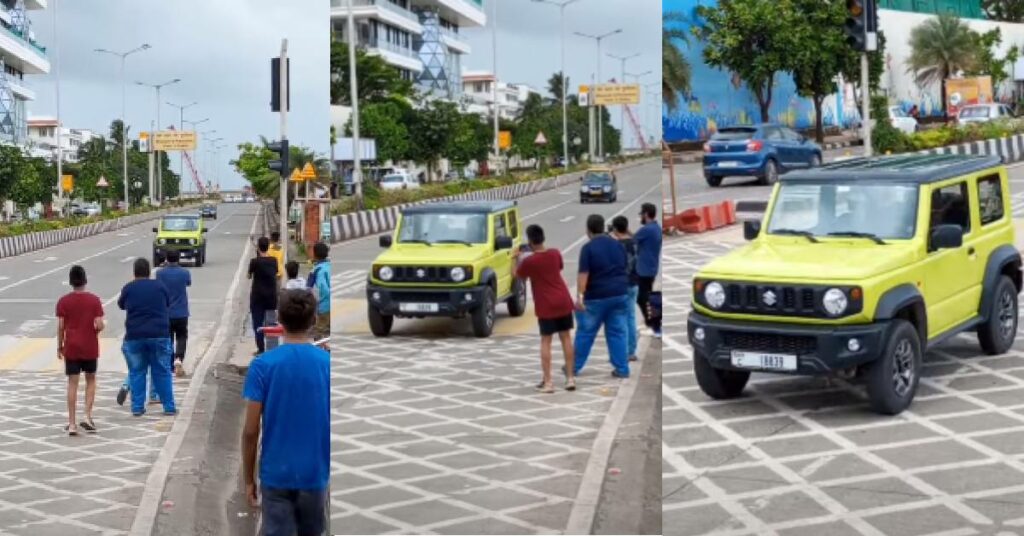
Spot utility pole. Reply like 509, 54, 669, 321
491, 0, 500, 174
608, 52, 639, 151
346, 0, 363, 205
95, 44, 150, 209
278, 40, 289, 265
53, 0, 62, 216
533, 0, 581, 168
575, 29, 621, 161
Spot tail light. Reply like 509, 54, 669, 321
703, 143, 711, 153
746, 140, 763, 152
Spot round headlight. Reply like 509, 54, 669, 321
450, 267, 466, 282
704, 282, 726, 309
157, 238, 166, 245
189, 238, 197, 245
379, 266, 394, 281
580, 186, 588, 193
823, 288, 848, 316
603, 185, 612, 192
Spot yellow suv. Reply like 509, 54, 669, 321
153, 214, 208, 267
367, 200, 527, 337
689, 154, 1021, 414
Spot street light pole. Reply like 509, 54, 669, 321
491, 0, 500, 173
533, 0, 580, 168
607, 52, 639, 152
346, 0, 363, 203
168, 101, 197, 199
575, 29, 621, 161
53, 0, 62, 215
136, 78, 180, 204
95, 44, 150, 210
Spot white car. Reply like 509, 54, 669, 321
380, 172, 419, 191
888, 106, 918, 135
958, 103, 1016, 125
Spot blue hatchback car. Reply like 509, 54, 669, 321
702, 124, 822, 187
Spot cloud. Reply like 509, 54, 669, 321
27, 0, 330, 189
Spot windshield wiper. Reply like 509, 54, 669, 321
433, 239, 473, 246
399, 239, 433, 246
771, 228, 819, 243
827, 231, 887, 245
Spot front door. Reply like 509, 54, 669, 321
492, 212, 513, 297
922, 180, 980, 338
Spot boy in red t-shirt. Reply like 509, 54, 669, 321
513, 224, 576, 393
56, 265, 105, 436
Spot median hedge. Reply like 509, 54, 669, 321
330, 152, 656, 216
0, 198, 208, 239
874, 116, 1024, 155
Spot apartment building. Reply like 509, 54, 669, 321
461, 71, 539, 120
0, 0, 49, 146
26, 116, 100, 162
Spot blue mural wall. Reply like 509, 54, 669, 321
663, 0, 860, 142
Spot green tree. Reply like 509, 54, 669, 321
0, 144, 25, 204
447, 112, 491, 174
347, 99, 414, 164
907, 13, 979, 115
230, 138, 322, 208
408, 99, 461, 181
982, 0, 1024, 22
791, 0, 857, 143
966, 27, 1020, 98
662, 11, 692, 112
330, 40, 414, 106
693, 0, 800, 122
547, 72, 569, 103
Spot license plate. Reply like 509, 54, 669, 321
399, 303, 439, 313
717, 161, 739, 168
591, 191, 603, 196
730, 351, 797, 371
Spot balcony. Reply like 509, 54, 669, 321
438, 26, 470, 54
0, 23, 49, 74
2, 71, 35, 100
331, 0, 423, 34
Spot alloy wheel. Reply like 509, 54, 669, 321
891, 339, 915, 397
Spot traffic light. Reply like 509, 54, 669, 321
271, 57, 290, 112
267, 139, 290, 179
844, 0, 876, 52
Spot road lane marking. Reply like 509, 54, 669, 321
559, 216, 575, 223
32, 256, 57, 263
563, 179, 663, 256
0, 338, 50, 370
0, 239, 141, 294
130, 203, 259, 536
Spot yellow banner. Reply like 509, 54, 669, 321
152, 131, 197, 151
61, 175, 73, 192
593, 84, 641, 105
498, 131, 512, 150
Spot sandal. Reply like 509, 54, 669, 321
565, 378, 577, 392
79, 419, 97, 433
535, 382, 555, 394
64, 424, 78, 436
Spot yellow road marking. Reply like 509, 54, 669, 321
0, 338, 52, 370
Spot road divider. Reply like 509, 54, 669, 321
329, 159, 656, 243
0, 204, 200, 260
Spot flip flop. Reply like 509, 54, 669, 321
79, 420, 97, 433
64, 424, 78, 436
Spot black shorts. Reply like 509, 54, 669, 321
538, 314, 574, 336
65, 359, 97, 376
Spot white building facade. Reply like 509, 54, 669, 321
0, 0, 48, 147
461, 71, 539, 120
26, 116, 100, 162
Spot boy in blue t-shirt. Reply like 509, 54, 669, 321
242, 289, 330, 535
306, 242, 331, 346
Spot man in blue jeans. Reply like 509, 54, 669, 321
635, 202, 663, 338
573, 214, 631, 378
242, 289, 330, 535
610, 215, 640, 362
117, 258, 176, 417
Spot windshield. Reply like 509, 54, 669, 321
161, 217, 199, 232
584, 172, 613, 184
960, 106, 991, 118
398, 213, 488, 244
712, 128, 757, 140
890, 107, 908, 118
767, 182, 919, 240
382, 174, 404, 183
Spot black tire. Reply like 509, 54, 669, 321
864, 319, 922, 415
195, 249, 205, 268
580, 197, 587, 204
693, 349, 750, 399
368, 306, 393, 337
507, 278, 527, 317
471, 286, 496, 338
153, 254, 161, 267
758, 159, 779, 185
978, 275, 1018, 355
705, 175, 722, 187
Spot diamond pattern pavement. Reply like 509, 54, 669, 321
663, 234, 1024, 536
331, 331, 645, 535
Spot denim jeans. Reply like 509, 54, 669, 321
626, 285, 639, 357
573, 293, 630, 377
261, 486, 327, 536
122, 338, 176, 415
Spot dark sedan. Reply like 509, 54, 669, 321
200, 204, 217, 219
579, 168, 617, 203
702, 124, 822, 187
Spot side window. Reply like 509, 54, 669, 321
978, 175, 1005, 225
494, 213, 509, 238
764, 127, 783, 141
929, 182, 971, 234
782, 128, 801, 141
507, 211, 519, 238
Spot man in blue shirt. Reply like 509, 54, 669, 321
573, 214, 631, 378
635, 203, 663, 338
307, 242, 331, 346
242, 289, 330, 535
156, 250, 191, 377
117, 258, 176, 417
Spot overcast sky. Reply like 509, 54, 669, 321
462, 0, 661, 143
27, 0, 330, 191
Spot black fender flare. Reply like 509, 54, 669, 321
478, 267, 498, 290
978, 245, 1022, 321
875, 283, 927, 343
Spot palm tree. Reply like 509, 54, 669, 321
662, 11, 692, 113
907, 12, 978, 116
547, 72, 568, 103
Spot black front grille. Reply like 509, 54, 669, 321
721, 331, 817, 355
390, 291, 452, 303
392, 266, 455, 283
707, 281, 863, 318
165, 238, 193, 246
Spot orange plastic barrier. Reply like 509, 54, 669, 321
671, 201, 737, 234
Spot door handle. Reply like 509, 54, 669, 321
968, 247, 976, 255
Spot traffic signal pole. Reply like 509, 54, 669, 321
278, 40, 289, 265
861, 53, 872, 157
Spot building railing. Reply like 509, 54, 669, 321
367, 37, 417, 58
331, 0, 419, 22
438, 25, 462, 41
0, 22, 47, 56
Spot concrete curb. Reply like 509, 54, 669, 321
329, 159, 656, 244
0, 204, 201, 260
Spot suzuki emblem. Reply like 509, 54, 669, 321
416, 269, 426, 278
762, 290, 777, 306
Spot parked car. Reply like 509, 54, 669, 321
888, 106, 919, 135
957, 103, 1016, 125
380, 172, 419, 191
702, 124, 822, 187
70, 202, 100, 217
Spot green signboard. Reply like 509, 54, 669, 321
878, 0, 984, 19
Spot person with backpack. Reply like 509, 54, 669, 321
609, 215, 640, 362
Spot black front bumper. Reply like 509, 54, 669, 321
367, 284, 487, 317
154, 245, 201, 259
581, 190, 614, 202
687, 310, 890, 374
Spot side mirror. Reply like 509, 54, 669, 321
201, 228, 208, 233
495, 236, 513, 250
152, 227, 158, 232
929, 224, 963, 251
743, 220, 761, 241
379, 235, 393, 248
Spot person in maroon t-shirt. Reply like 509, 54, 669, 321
513, 224, 576, 393
56, 265, 105, 436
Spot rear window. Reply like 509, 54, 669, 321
711, 128, 757, 141
960, 106, 990, 118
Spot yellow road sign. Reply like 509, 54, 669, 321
593, 84, 641, 105
152, 130, 197, 151
61, 175, 73, 192
289, 167, 303, 182
498, 130, 512, 150
301, 162, 316, 180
